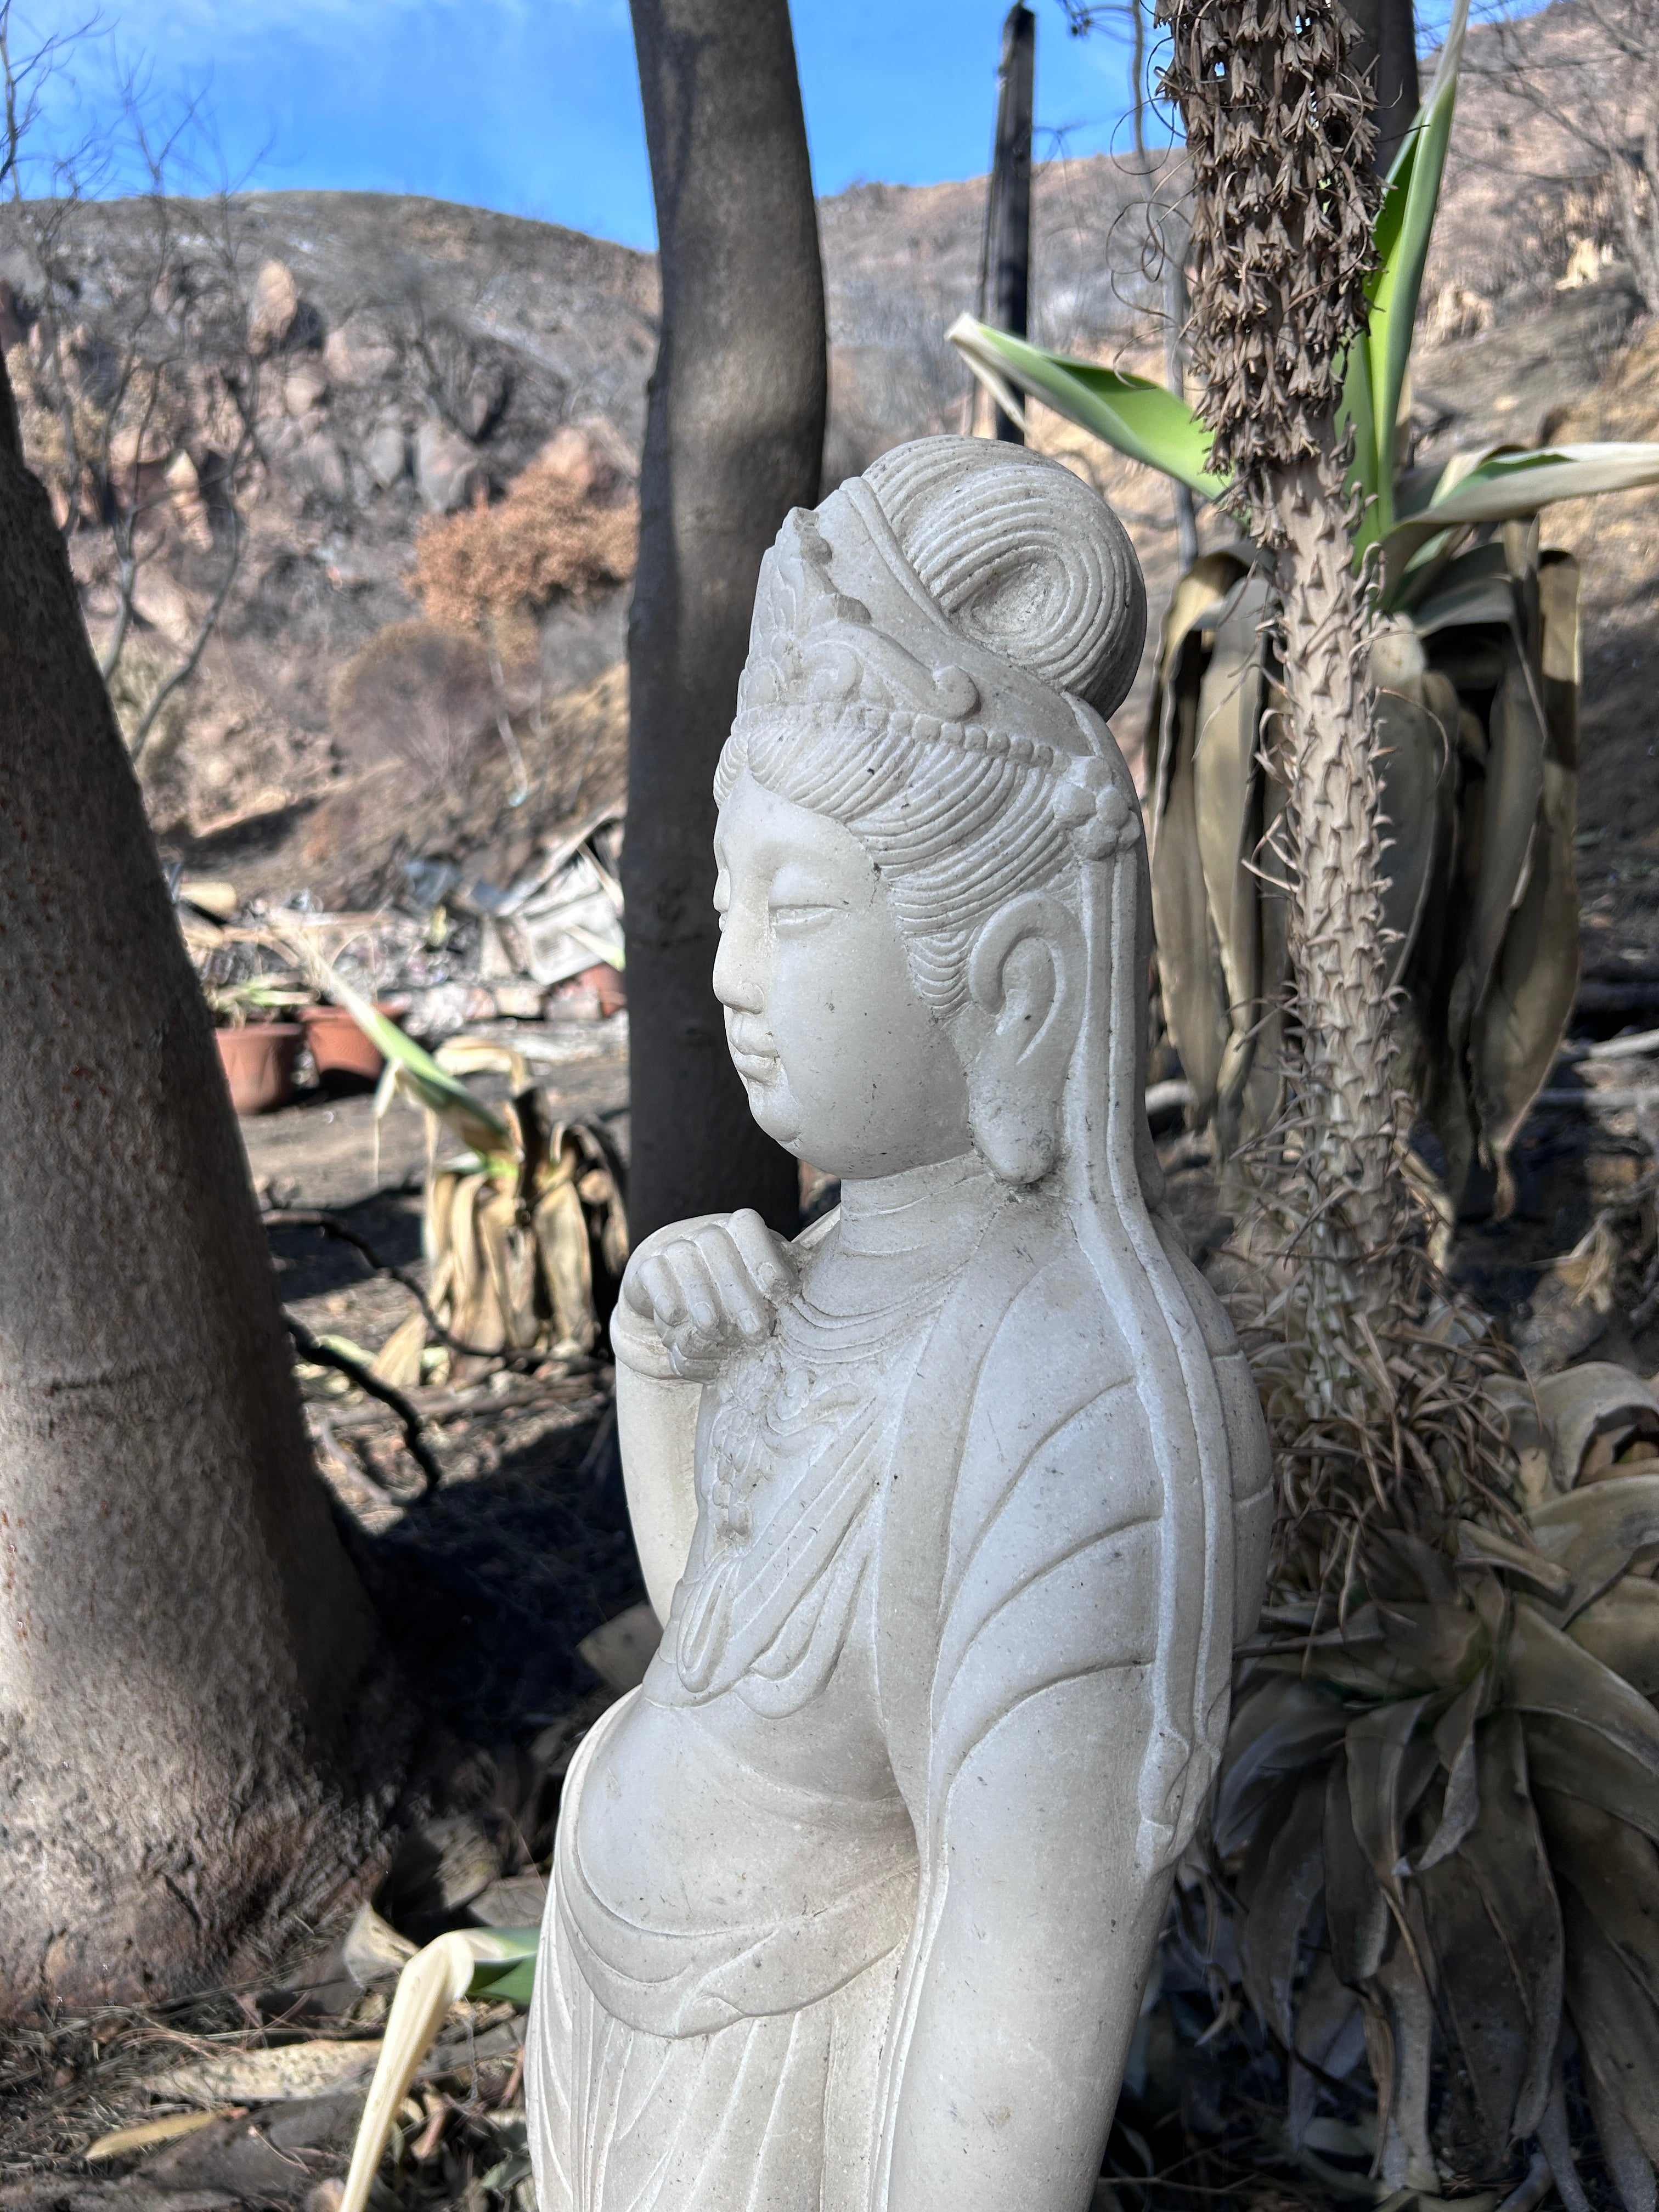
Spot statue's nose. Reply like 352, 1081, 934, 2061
712, 929, 764, 1015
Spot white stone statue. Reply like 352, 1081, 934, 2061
526, 436, 1273, 2212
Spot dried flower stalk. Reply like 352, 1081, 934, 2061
1159, 0, 1404, 1365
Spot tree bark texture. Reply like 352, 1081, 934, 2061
1342, 0, 1420, 174
0, 356, 406, 2015
624, 0, 827, 1245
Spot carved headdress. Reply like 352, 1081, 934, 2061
729, 441, 1146, 864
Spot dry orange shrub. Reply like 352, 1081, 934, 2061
413, 431, 639, 631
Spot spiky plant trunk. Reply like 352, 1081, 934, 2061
1160, 0, 1406, 1390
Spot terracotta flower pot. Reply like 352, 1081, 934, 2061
216, 1022, 302, 1115
579, 963, 627, 1017
301, 1002, 392, 1085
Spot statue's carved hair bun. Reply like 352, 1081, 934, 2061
865, 437, 1147, 723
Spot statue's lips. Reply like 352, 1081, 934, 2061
730, 1047, 781, 1082
726, 1018, 781, 1082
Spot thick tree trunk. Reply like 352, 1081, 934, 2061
1343, 0, 1419, 173
0, 358, 406, 2015
624, 0, 826, 1244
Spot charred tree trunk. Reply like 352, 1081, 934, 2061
1344, 0, 1419, 174
624, 0, 827, 1244
0, 357, 407, 2015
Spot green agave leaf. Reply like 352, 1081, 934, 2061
294, 946, 514, 1162
945, 315, 1229, 501
1422, 443, 1659, 528
1352, 0, 1471, 548
466, 1924, 539, 2007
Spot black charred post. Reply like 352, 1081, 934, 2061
1344, 0, 1420, 176
983, 5, 1036, 444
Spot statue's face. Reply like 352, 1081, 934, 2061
713, 769, 971, 1180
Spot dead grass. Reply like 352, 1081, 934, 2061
413, 436, 637, 634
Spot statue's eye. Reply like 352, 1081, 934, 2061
770, 901, 839, 936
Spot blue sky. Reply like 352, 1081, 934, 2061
15, 1, 1156, 249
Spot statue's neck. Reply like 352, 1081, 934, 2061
834, 1151, 997, 1260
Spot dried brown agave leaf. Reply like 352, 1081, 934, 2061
1410, 1674, 1485, 1874
1525, 1709, 1659, 1846
1346, 1695, 1436, 1891
1149, 669, 1233, 1122
1538, 1789, 1659, 2013
1529, 1474, 1659, 1620
1585, 2079, 1658, 2212
1288, 1950, 1367, 2148
1534, 1365, 1659, 1491
1237, 1768, 1327, 2046
1323, 1746, 1389, 1987
1145, 551, 1251, 834
1487, 1375, 1564, 1511
1454, 1519, 1572, 1601
1471, 554, 1582, 1194
1452, 619, 1546, 1050
1371, 1924, 1439, 2191
1420, 1713, 1561, 2154
1213, 1674, 1348, 1858
1570, 1579, 1659, 1700
1191, 571, 1276, 1135
1369, 623, 1448, 984
534, 1172, 597, 1353
1537, 1789, 1659, 2165
423, 1164, 465, 1280
1511, 1601, 1659, 1843
475, 1183, 537, 1351
370, 1309, 428, 1389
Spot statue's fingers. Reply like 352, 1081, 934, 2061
667, 1244, 723, 1336
637, 1252, 687, 1329
691, 1224, 772, 1339
723, 1207, 798, 1304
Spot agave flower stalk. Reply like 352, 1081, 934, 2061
1157, 0, 1403, 1373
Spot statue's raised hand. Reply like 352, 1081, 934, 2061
622, 1209, 799, 1380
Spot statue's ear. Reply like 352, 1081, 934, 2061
957, 892, 1085, 1184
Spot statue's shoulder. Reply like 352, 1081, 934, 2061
911, 1194, 1138, 1431
877, 1198, 1162, 1809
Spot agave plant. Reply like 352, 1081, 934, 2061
950, 0, 1659, 1205
338, 1920, 539, 2212
1217, 1359, 1659, 2199
297, 962, 628, 1379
